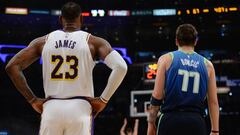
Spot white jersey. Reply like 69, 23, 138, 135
42, 30, 95, 98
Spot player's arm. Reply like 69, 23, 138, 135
147, 53, 171, 135
206, 60, 219, 135
133, 119, 139, 135
5, 36, 46, 113
120, 118, 127, 135
88, 35, 128, 117
147, 57, 165, 129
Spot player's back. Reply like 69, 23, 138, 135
161, 50, 208, 113
42, 30, 95, 98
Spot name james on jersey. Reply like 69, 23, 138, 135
55, 40, 76, 49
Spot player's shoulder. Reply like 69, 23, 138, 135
205, 59, 214, 68
203, 58, 215, 75
158, 52, 173, 64
30, 35, 47, 46
88, 34, 109, 46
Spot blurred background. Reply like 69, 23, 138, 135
0, 0, 240, 135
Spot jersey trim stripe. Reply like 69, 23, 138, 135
86, 34, 91, 42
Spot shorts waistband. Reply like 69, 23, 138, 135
162, 108, 203, 114
48, 96, 89, 101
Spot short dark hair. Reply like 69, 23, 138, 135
176, 24, 198, 46
61, 2, 81, 22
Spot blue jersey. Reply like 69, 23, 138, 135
161, 50, 208, 113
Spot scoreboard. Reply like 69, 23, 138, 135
143, 63, 157, 83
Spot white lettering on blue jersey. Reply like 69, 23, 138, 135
180, 58, 199, 68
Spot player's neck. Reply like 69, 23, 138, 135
63, 23, 81, 32
178, 46, 195, 54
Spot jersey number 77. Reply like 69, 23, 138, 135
178, 69, 200, 94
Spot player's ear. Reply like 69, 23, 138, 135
80, 14, 83, 28
175, 38, 179, 46
59, 16, 63, 26
194, 37, 199, 46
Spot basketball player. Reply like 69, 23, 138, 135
147, 24, 219, 135
5, 2, 127, 135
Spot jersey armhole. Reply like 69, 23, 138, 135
86, 33, 91, 42
204, 57, 208, 67
41, 34, 49, 57
203, 57, 211, 79
169, 52, 174, 60
166, 52, 174, 71
85, 33, 95, 67
45, 34, 49, 42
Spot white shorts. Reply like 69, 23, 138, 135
39, 99, 93, 135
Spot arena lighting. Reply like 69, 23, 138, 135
0, 44, 132, 64
203, 9, 209, 13
5, 7, 28, 15
108, 10, 130, 16
51, 10, 61, 16
229, 7, 238, 11
0, 131, 8, 135
214, 7, 228, 13
0, 45, 25, 63
153, 9, 176, 16
91, 9, 105, 17
177, 10, 181, 15
131, 10, 152, 16
29, 10, 49, 15
91, 10, 98, 17
192, 8, 200, 14
98, 10, 105, 17
82, 12, 90, 17
217, 87, 230, 94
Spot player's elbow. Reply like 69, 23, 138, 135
117, 61, 128, 76
5, 63, 17, 75
110, 61, 128, 79
5, 63, 12, 74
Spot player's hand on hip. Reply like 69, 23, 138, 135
147, 122, 157, 135
30, 98, 48, 114
87, 97, 107, 118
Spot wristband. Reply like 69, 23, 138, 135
211, 130, 219, 133
100, 96, 108, 104
150, 96, 163, 106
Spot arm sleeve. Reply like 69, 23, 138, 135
100, 50, 128, 102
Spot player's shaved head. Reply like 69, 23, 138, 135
61, 2, 82, 22
176, 24, 198, 47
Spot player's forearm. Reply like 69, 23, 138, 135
208, 100, 219, 131
6, 65, 36, 103
101, 65, 127, 101
133, 122, 139, 135
120, 125, 126, 135
101, 50, 128, 102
